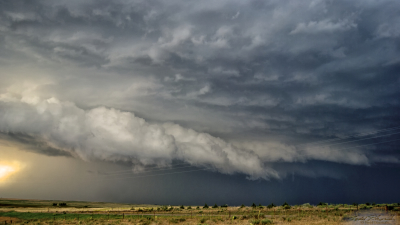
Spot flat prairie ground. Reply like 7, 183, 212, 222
0, 198, 399, 224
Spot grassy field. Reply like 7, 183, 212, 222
0, 199, 399, 224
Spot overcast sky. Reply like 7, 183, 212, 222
0, 0, 399, 205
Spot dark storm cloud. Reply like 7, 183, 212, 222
0, 0, 399, 180
0, 132, 73, 157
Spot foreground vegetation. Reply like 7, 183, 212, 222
0, 199, 399, 224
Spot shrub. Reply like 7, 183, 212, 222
240, 204, 245, 208
252, 203, 257, 208
196, 206, 200, 209
221, 204, 228, 208
251, 219, 261, 224
203, 203, 209, 209
342, 214, 352, 221
199, 218, 207, 223
284, 205, 291, 209
170, 218, 186, 223
282, 202, 289, 207
180, 205, 184, 209
212, 204, 218, 208
188, 206, 192, 209
261, 219, 273, 224
267, 203, 275, 209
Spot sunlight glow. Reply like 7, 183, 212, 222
0, 162, 21, 182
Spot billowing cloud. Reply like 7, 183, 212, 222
0, 92, 278, 179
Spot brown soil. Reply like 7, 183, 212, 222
0, 216, 20, 223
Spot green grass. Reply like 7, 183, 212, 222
0, 211, 154, 221
0, 198, 155, 209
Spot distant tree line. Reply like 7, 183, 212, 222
52, 203, 67, 207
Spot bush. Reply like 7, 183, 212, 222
142, 221, 151, 225
261, 219, 273, 224
170, 218, 186, 223
221, 204, 228, 208
251, 219, 261, 224
282, 202, 289, 207
252, 203, 257, 208
284, 205, 291, 209
212, 204, 218, 208
240, 204, 245, 208
180, 205, 184, 209
203, 203, 209, 209
267, 203, 275, 209
199, 218, 207, 223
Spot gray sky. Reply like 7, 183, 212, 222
0, 0, 399, 205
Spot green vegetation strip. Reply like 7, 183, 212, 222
0, 211, 153, 220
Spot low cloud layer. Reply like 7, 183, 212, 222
0, 93, 278, 179
0, 89, 393, 180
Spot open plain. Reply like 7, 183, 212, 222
0, 199, 398, 225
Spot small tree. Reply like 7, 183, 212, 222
282, 202, 289, 207
213, 204, 218, 208
203, 203, 209, 209
180, 205, 185, 209
267, 203, 275, 209
188, 206, 192, 209
221, 204, 228, 208
240, 204, 245, 208
252, 203, 256, 208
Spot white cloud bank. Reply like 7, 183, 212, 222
0, 92, 278, 180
